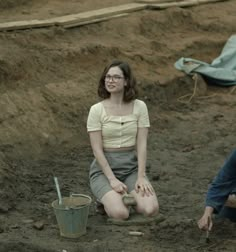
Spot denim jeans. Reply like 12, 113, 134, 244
205, 149, 236, 222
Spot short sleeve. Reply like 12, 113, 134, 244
87, 104, 102, 132
137, 100, 150, 128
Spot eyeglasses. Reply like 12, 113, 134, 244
105, 75, 124, 82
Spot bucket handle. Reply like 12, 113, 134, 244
69, 193, 92, 207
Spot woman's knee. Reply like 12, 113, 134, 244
145, 205, 159, 216
106, 207, 130, 220
101, 191, 130, 220
137, 201, 159, 216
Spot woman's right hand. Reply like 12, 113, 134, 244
109, 178, 127, 194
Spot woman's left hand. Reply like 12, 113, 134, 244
135, 177, 154, 197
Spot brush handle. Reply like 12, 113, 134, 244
54, 177, 62, 205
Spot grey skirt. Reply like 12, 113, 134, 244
89, 150, 138, 200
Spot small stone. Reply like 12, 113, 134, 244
10, 224, 20, 229
22, 219, 34, 224
21, 10, 30, 15
33, 221, 44, 230
0, 206, 9, 213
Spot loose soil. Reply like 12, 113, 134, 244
0, 1, 236, 251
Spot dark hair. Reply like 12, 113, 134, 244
98, 60, 138, 102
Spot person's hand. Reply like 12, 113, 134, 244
197, 207, 214, 231
135, 176, 154, 197
109, 178, 127, 194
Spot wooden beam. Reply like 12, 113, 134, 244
55, 3, 146, 26
0, 19, 54, 31
138, 0, 227, 3
63, 13, 129, 29
136, 0, 179, 3
147, 0, 228, 9
0, 3, 146, 31
0, 1, 228, 31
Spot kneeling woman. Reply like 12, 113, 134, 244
87, 60, 159, 220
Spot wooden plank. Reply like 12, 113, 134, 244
139, 0, 227, 3
0, 3, 146, 31
54, 3, 146, 26
136, 0, 179, 3
0, 1, 228, 31
63, 13, 129, 29
198, 0, 228, 3
147, 0, 198, 9
0, 19, 54, 31
147, 0, 227, 9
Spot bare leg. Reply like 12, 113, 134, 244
101, 190, 130, 220
130, 190, 159, 216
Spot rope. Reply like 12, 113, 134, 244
230, 85, 236, 94
177, 74, 217, 103
177, 73, 199, 103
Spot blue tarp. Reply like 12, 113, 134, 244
174, 35, 236, 86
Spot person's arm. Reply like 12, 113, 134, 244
135, 127, 154, 196
137, 128, 148, 178
136, 127, 148, 179
89, 131, 115, 181
135, 100, 153, 196
198, 150, 236, 230
205, 149, 236, 213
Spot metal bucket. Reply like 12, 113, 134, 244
52, 194, 92, 238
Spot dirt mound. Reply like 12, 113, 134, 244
0, 153, 18, 211
0, 0, 30, 9
0, 1, 236, 251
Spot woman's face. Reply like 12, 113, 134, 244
104, 66, 127, 94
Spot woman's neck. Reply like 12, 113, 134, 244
108, 95, 124, 105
